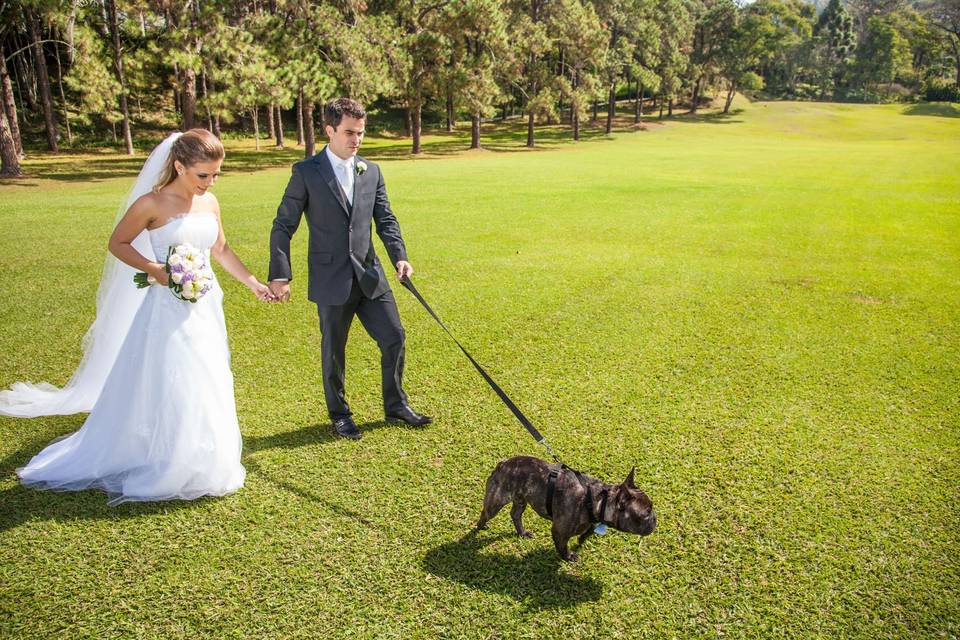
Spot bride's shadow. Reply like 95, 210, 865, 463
0, 423, 200, 533
422, 530, 603, 609
0, 420, 408, 534
0, 448, 200, 534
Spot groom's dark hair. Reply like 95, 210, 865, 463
324, 98, 366, 130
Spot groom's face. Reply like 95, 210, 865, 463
325, 116, 365, 160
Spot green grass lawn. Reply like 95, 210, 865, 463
1, 98, 958, 639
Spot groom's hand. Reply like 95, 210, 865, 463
269, 280, 291, 303
396, 261, 413, 281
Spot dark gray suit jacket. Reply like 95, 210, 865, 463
269, 147, 408, 306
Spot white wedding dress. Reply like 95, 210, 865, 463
15, 213, 246, 505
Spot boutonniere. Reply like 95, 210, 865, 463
355, 161, 367, 175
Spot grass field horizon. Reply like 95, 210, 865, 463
1, 99, 958, 639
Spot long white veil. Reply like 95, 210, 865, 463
0, 132, 182, 417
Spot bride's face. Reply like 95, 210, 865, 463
176, 159, 223, 196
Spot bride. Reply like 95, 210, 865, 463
0, 129, 274, 505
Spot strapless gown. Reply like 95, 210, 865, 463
17, 213, 245, 505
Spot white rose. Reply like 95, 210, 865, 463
168, 253, 183, 267
171, 272, 184, 284
175, 245, 188, 256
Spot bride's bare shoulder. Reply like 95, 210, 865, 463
205, 191, 221, 211
124, 191, 164, 220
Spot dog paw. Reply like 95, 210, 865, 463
562, 552, 579, 562
520, 531, 534, 539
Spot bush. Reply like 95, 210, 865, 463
923, 78, 960, 103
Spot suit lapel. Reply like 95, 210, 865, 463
314, 146, 350, 218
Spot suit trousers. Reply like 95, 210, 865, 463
317, 277, 408, 420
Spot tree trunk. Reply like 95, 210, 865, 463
526, 110, 535, 148
470, 112, 480, 149
658, 94, 664, 119
690, 75, 702, 114
0, 108, 22, 177
209, 76, 221, 137
592, 99, 598, 122
13, 35, 36, 111
296, 89, 304, 145
404, 106, 412, 138
668, 97, 673, 117
606, 84, 615, 134
446, 92, 454, 132
572, 70, 580, 140
302, 98, 315, 157
266, 103, 275, 139
411, 99, 422, 154
0, 49, 23, 157
172, 64, 181, 115
106, 0, 134, 154
200, 71, 213, 131
111, 120, 118, 143
274, 105, 284, 148
182, 67, 196, 130
724, 83, 736, 113
252, 106, 260, 151
635, 82, 643, 124
65, 0, 77, 64
951, 36, 960, 88
25, 8, 59, 152
53, 42, 72, 143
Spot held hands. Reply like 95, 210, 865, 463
268, 280, 291, 303
396, 260, 414, 281
250, 280, 277, 302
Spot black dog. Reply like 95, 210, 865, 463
476, 455, 657, 561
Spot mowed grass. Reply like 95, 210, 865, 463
1, 99, 958, 639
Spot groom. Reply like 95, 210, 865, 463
268, 97, 432, 440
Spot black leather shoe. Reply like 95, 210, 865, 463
332, 416, 362, 440
385, 406, 433, 427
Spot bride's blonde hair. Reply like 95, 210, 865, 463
155, 128, 225, 191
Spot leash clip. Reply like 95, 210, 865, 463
539, 437, 561, 464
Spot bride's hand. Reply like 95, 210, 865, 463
148, 263, 169, 286
250, 280, 276, 302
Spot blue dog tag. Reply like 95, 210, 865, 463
594, 523, 607, 535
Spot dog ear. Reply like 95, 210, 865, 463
624, 466, 636, 489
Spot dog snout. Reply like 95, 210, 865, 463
641, 511, 657, 535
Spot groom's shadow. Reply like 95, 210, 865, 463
241, 420, 410, 532
422, 529, 603, 609
243, 416, 433, 454
242, 420, 394, 453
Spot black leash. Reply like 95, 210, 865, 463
401, 276, 614, 533
400, 276, 560, 464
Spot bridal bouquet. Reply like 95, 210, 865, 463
134, 243, 214, 303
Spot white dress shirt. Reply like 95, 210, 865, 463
326, 146, 355, 206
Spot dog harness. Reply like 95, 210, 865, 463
545, 464, 615, 528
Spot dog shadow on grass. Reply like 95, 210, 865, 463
422, 529, 603, 609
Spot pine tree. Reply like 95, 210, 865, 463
815, 0, 857, 96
